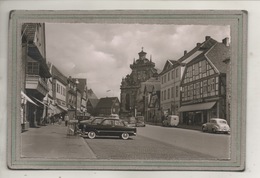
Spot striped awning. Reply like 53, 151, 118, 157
179, 102, 216, 112
21, 91, 38, 106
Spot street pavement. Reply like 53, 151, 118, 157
137, 124, 231, 159
21, 122, 96, 159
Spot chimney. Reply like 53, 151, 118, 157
205, 36, 211, 41
197, 43, 201, 47
222, 37, 230, 46
184, 50, 187, 55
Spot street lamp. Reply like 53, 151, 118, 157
75, 79, 79, 119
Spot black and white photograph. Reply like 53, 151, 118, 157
6, 10, 247, 171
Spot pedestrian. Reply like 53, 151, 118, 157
50, 114, 55, 125
64, 114, 69, 126
58, 115, 62, 125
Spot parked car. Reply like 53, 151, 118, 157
126, 117, 137, 127
82, 118, 137, 140
135, 116, 145, 127
78, 117, 105, 132
108, 114, 120, 119
162, 115, 179, 127
202, 118, 230, 134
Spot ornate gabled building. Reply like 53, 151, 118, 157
120, 48, 158, 117
179, 36, 230, 125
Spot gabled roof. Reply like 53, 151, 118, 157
205, 43, 230, 74
73, 78, 87, 94
87, 89, 98, 99
88, 98, 100, 108
96, 97, 119, 109
178, 37, 217, 63
52, 65, 68, 85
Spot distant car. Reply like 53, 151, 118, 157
162, 115, 179, 127
108, 114, 120, 119
135, 116, 145, 127
202, 118, 230, 134
82, 118, 137, 140
126, 117, 137, 127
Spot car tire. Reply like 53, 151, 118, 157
88, 131, 96, 139
121, 132, 129, 140
212, 128, 217, 133
202, 126, 207, 132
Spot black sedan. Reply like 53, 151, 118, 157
82, 118, 137, 140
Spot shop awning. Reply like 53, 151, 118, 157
21, 91, 38, 106
178, 102, 216, 112
32, 97, 48, 106
57, 104, 68, 112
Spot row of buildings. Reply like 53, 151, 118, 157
20, 23, 120, 131
20, 22, 230, 130
120, 36, 231, 126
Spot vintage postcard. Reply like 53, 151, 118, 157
7, 10, 247, 170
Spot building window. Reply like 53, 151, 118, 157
164, 90, 166, 100
164, 75, 166, 83
201, 60, 206, 73
161, 91, 163, 101
168, 72, 170, 81
203, 80, 208, 97
176, 68, 178, 78
56, 84, 59, 93
176, 86, 179, 97
26, 62, 39, 74
168, 88, 170, 99
171, 87, 174, 98
172, 70, 174, 79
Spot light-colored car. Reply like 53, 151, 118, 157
162, 115, 179, 127
202, 118, 230, 134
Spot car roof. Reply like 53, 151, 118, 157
210, 118, 226, 121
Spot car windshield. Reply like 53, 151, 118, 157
218, 120, 227, 124
91, 118, 103, 125
136, 116, 144, 122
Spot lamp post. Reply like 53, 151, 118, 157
75, 79, 79, 119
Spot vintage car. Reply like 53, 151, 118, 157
82, 118, 137, 140
78, 117, 105, 132
202, 118, 230, 134
162, 115, 179, 127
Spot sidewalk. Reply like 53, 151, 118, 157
21, 122, 96, 159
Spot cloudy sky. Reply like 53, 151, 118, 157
45, 23, 230, 99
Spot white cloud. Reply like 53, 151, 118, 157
45, 23, 230, 99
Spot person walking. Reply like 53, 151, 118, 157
58, 115, 62, 125
64, 114, 69, 126
50, 114, 55, 125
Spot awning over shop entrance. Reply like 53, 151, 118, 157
57, 104, 68, 112
179, 102, 216, 112
21, 91, 38, 106
32, 96, 48, 107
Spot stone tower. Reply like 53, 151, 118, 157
120, 48, 158, 116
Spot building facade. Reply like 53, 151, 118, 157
96, 97, 120, 116
51, 65, 68, 117
66, 76, 78, 119
179, 36, 230, 125
21, 23, 51, 128
120, 48, 158, 117
75, 78, 88, 115
143, 79, 161, 124
159, 60, 185, 118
